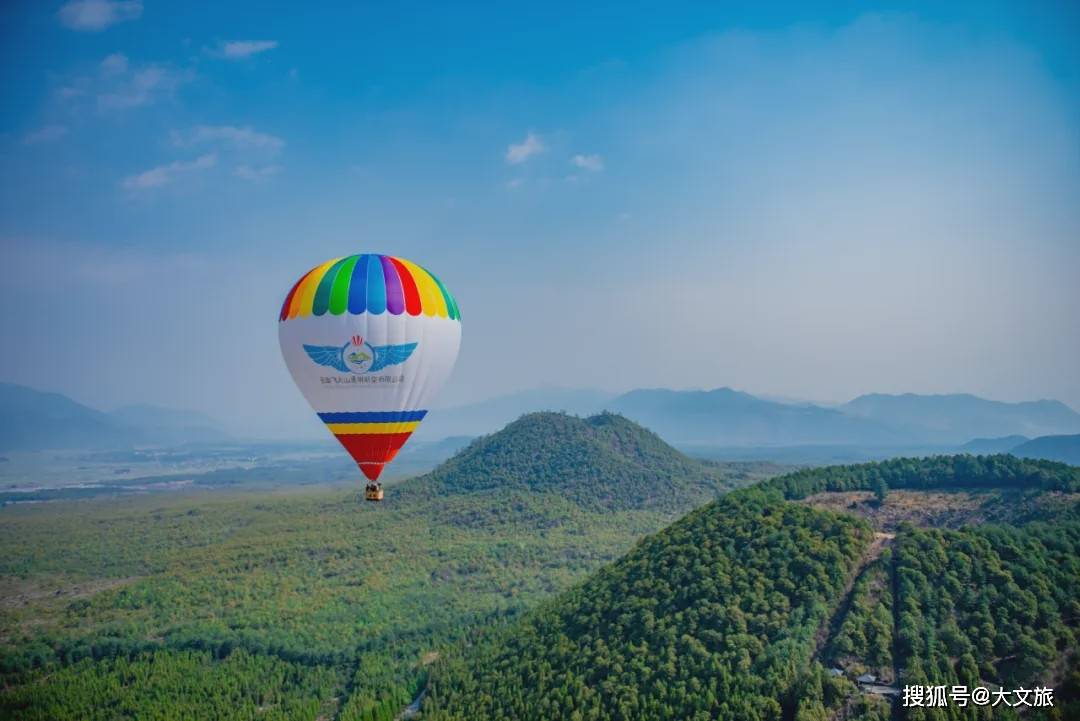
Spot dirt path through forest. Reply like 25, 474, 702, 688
812, 531, 894, 662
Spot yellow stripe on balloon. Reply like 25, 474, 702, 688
289, 257, 343, 319
325, 421, 421, 435
397, 258, 447, 317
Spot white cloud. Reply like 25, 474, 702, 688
234, 164, 281, 182
122, 154, 217, 190
506, 178, 525, 189
23, 125, 69, 144
54, 55, 191, 111
177, 125, 285, 153
57, 85, 87, 100
96, 63, 186, 110
58, 0, 142, 32
219, 40, 279, 59
56, 57, 185, 111
505, 132, 544, 164
99, 52, 129, 75
570, 153, 604, 172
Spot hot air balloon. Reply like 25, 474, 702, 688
278, 254, 461, 501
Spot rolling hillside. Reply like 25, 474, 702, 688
406, 411, 744, 512
424, 456, 1080, 721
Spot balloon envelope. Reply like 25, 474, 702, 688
278, 254, 461, 481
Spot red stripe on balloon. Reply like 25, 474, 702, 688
389, 257, 422, 316
334, 432, 413, 480
279, 276, 305, 320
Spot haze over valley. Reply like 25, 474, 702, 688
3, 1, 1079, 719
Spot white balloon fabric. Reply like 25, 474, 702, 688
278, 254, 461, 482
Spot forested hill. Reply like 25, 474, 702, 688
423, 455, 1080, 721
760, 453, 1080, 499
403, 412, 743, 511
424, 491, 875, 721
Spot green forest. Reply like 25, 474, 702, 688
2, 414, 1078, 720
0, 413, 763, 720
422, 454, 1080, 721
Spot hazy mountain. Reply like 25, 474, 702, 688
842, 393, 1080, 444
109, 404, 230, 445
0, 383, 230, 450
408, 411, 738, 512
414, 387, 614, 440
0, 382, 134, 451
416, 387, 1080, 453
961, 434, 1029, 454
1012, 434, 1080, 465
605, 387, 906, 446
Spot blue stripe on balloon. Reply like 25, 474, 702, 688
366, 253, 387, 314
317, 410, 428, 423
347, 254, 370, 314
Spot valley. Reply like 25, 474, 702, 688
0, 413, 770, 720
1, 413, 1078, 720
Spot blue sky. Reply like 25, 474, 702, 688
1, 1, 1078, 438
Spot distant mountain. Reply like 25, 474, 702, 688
842, 393, 1080, 444
415, 387, 1080, 453
0, 383, 229, 451
109, 404, 230, 445
409, 411, 737, 511
1012, 434, 1080, 466
0, 382, 134, 451
606, 387, 906, 446
414, 387, 614, 440
961, 435, 1029, 454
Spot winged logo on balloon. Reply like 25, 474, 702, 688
303, 336, 418, 375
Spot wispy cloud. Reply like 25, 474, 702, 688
234, 164, 282, 182
23, 125, 69, 144
58, 0, 142, 32
570, 153, 604, 172
217, 40, 279, 60
57, 54, 191, 111
122, 154, 217, 190
99, 52, 129, 75
103, 66, 182, 109
176, 125, 285, 153
57, 85, 87, 100
505, 132, 544, 164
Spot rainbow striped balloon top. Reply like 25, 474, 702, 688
279, 254, 460, 321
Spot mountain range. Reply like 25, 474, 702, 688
0, 382, 228, 451
426, 386, 1080, 450
4, 381, 1080, 458
839, 392, 1080, 443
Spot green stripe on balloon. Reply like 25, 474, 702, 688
312, 257, 349, 316
328, 255, 359, 315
